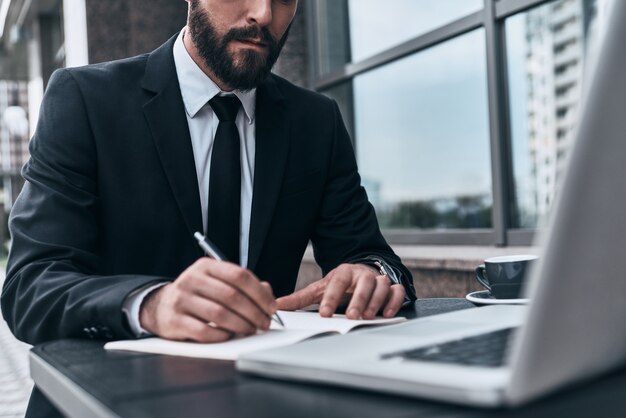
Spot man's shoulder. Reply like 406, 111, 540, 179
57, 53, 151, 88
268, 73, 335, 109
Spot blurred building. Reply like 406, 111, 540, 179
524, 0, 598, 219
1, 0, 190, 133
0, 80, 27, 209
521, 0, 612, 224
0, 0, 181, 246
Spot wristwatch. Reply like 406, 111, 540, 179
372, 259, 389, 278
363, 257, 401, 285
347, 255, 416, 304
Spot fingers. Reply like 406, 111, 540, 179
199, 259, 276, 316
316, 264, 406, 320
147, 305, 233, 343
276, 280, 325, 311
175, 315, 233, 343
344, 275, 376, 319
383, 284, 406, 318
190, 278, 271, 330
320, 272, 353, 317
360, 276, 391, 319
184, 295, 265, 335
142, 258, 278, 342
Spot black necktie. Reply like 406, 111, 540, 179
207, 95, 241, 264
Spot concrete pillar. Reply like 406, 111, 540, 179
63, 0, 89, 67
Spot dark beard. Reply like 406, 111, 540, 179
188, 0, 291, 91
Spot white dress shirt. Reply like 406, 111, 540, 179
123, 29, 257, 336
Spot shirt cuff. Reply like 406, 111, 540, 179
122, 282, 168, 337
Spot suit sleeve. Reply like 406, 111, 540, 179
310, 100, 416, 301
0, 69, 167, 345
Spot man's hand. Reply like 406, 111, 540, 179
139, 258, 277, 342
276, 264, 405, 319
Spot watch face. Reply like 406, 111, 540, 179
373, 260, 388, 277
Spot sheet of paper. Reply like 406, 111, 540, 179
105, 311, 407, 360
272, 310, 406, 333
104, 329, 327, 360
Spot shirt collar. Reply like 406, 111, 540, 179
172, 28, 256, 124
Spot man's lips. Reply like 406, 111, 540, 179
235, 38, 268, 48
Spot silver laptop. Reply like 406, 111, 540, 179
237, 0, 626, 407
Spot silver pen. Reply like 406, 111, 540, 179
193, 232, 285, 328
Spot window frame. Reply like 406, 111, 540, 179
306, 0, 563, 246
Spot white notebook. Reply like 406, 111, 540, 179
104, 310, 406, 360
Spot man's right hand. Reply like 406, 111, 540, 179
139, 258, 277, 342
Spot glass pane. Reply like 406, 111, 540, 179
349, 29, 492, 229
316, 0, 484, 74
348, 0, 484, 62
506, 0, 609, 228
316, 0, 352, 75
321, 82, 355, 143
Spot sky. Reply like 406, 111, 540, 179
353, 29, 492, 204
344, 1, 491, 206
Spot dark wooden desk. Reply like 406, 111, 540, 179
30, 299, 626, 418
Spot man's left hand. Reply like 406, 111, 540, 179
276, 264, 406, 319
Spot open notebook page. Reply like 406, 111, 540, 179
105, 311, 406, 360
271, 310, 406, 333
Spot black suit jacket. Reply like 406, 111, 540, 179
1, 35, 414, 346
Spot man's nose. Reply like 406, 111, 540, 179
246, 0, 272, 27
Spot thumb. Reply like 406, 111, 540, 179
276, 281, 323, 311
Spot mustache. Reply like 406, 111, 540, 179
222, 25, 278, 48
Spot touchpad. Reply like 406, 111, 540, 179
361, 320, 471, 337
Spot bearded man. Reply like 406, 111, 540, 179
1, 1, 415, 416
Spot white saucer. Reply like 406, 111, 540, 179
466, 290, 529, 305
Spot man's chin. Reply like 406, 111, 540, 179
210, 46, 273, 90
233, 52, 270, 74
229, 44, 269, 66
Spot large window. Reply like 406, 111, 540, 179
308, 0, 608, 245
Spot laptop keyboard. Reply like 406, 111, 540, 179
381, 327, 516, 368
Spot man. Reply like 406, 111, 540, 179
2, 0, 415, 415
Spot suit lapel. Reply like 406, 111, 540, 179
141, 36, 204, 244
247, 77, 290, 271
